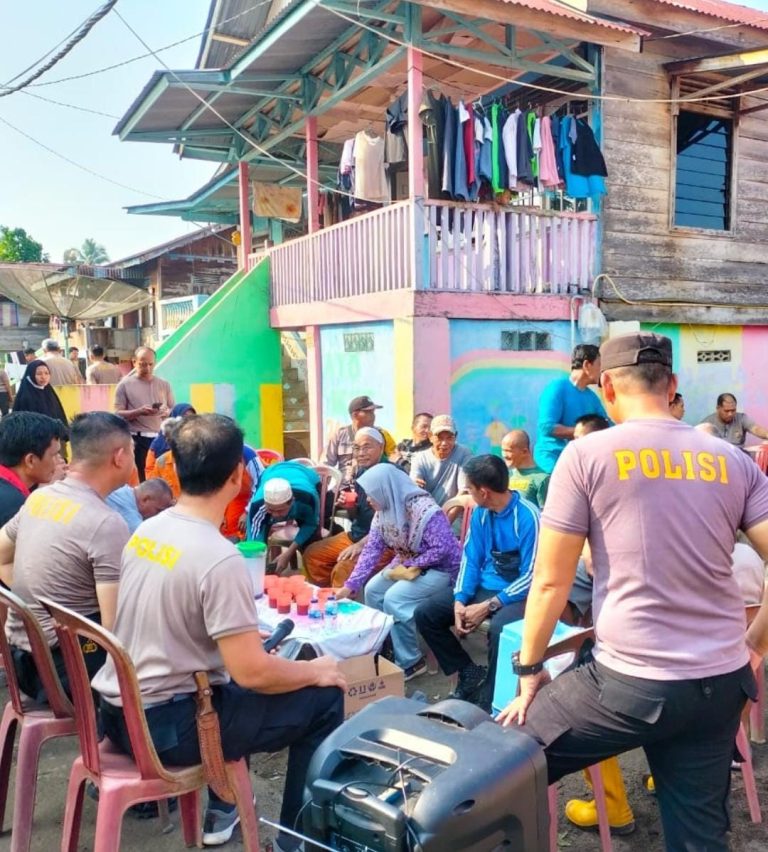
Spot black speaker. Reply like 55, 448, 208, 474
303, 696, 548, 852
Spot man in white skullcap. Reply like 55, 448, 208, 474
249, 475, 320, 574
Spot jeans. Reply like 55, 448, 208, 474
518, 659, 756, 852
364, 568, 453, 668
102, 681, 343, 850
414, 585, 526, 685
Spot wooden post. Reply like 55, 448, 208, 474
306, 115, 320, 233
237, 160, 252, 269
305, 325, 324, 459
407, 44, 425, 289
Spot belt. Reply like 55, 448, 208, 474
144, 692, 196, 710
134, 431, 157, 439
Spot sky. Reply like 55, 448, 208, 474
3, 0, 768, 264
0, 0, 215, 263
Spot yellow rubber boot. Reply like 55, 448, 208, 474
564, 757, 636, 835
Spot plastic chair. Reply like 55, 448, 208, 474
735, 722, 761, 823
538, 629, 613, 852
289, 458, 316, 468
753, 445, 768, 474
315, 464, 343, 534
38, 597, 259, 852
254, 449, 283, 467
0, 588, 76, 852
442, 496, 476, 548
745, 604, 766, 743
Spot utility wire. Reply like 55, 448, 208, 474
19, 89, 121, 119
0, 0, 120, 98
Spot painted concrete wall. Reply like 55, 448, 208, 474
155, 258, 283, 450
642, 323, 768, 439
320, 321, 396, 445
450, 319, 574, 455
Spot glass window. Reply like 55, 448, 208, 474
674, 111, 733, 231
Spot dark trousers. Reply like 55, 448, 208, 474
414, 585, 526, 685
102, 681, 343, 846
132, 435, 154, 482
518, 659, 756, 852
11, 611, 105, 703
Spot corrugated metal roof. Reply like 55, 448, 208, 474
196, 0, 272, 69
495, 0, 646, 34
645, 0, 768, 31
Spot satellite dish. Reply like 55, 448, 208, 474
0, 263, 152, 321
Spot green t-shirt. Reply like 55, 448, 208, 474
508, 465, 549, 508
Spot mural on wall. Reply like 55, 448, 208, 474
320, 321, 396, 444
642, 323, 768, 437
450, 319, 573, 455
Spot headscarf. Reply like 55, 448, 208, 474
148, 403, 195, 458
357, 464, 440, 555
12, 360, 69, 433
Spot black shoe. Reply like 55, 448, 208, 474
450, 664, 487, 701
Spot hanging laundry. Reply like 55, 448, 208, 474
253, 182, 302, 223
571, 118, 608, 177
419, 90, 446, 199
463, 102, 477, 193
502, 109, 520, 189
442, 97, 456, 197
353, 130, 390, 203
516, 110, 534, 186
550, 115, 566, 182
559, 116, 605, 200
454, 101, 470, 201
490, 103, 508, 194
470, 110, 484, 201
538, 116, 561, 188
526, 111, 538, 179
478, 114, 493, 184
385, 91, 409, 165
340, 138, 355, 175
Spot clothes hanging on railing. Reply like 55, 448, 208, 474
418, 90, 447, 200
559, 115, 606, 201
353, 130, 390, 204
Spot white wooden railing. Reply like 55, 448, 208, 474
269, 199, 596, 306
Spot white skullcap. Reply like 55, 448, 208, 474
355, 426, 384, 444
264, 478, 293, 504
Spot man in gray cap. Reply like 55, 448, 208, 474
41, 339, 82, 385
497, 332, 768, 852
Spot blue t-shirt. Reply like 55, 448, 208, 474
534, 378, 607, 473
106, 485, 143, 534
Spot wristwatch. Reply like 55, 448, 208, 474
512, 652, 545, 676
487, 596, 503, 614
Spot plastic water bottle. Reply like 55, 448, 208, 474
324, 593, 338, 631
308, 596, 323, 632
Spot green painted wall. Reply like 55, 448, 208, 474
155, 258, 283, 449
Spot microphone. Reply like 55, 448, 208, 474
263, 618, 295, 653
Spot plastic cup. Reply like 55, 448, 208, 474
296, 597, 310, 616
268, 590, 279, 609
277, 595, 292, 614
263, 575, 278, 592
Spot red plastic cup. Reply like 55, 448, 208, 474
277, 595, 292, 614
268, 590, 279, 609
296, 597, 310, 616
263, 575, 278, 592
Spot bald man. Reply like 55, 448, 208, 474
500, 430, 549, 508
114, 347, 174, 481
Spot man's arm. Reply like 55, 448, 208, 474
538, 382, 570, 439
747, 424, 768, 441
95, 582, 119, 631
0, 528, 15, 586
114, 383, 151, 421
743, 519, 768, 658
218, 630, 346, 693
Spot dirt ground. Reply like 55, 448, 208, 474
1, 648, 766, 851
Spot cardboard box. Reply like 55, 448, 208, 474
338, 655, 404, 719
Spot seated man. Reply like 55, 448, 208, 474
303, 427, 391, 587
501, 429, 549, 508
0, 412, 134, 701
106, 478, 175, 533
414, 455, 539, 708
323, 395, 396, 479
699, 392, 768, 447
248, 462, 322, 574
0, 412, 68, 526
393, 412, 433, 473
669, 392, 685, 421
93, 414, 345, 850
410, 414, 473, 506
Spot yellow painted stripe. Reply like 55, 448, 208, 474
190, 383, 216, 413
54, 384, 116, 422
392, 317, 414, 438
260, 383, 284, 452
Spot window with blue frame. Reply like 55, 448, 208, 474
674, 110, 733, 231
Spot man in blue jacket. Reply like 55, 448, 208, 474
414, 454, 539, 708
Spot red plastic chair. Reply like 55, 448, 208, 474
0, 587, 76, 852
753, 445, 768, 474
254, 449, 284, 468
38, 597, 260, 852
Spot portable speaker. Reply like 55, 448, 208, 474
304, 696, 549, 852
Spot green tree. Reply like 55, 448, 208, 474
0, 226, 48, 262
63, 238, 109, 265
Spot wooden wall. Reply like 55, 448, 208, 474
600, 41, 768, 324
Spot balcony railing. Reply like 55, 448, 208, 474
268, 199, 596, 307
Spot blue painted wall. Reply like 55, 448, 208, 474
320, 321, 396, 444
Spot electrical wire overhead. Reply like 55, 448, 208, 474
0, 0, 120, 98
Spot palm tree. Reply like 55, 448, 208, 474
62, 239, 110, 265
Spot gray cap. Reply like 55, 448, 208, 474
600, 333, 673, 371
